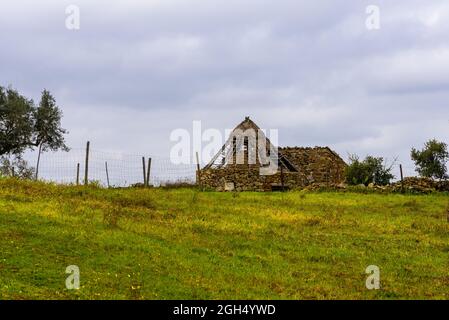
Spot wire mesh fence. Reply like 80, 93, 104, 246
397, 165, 417, 180
18, 145, 420, 188
23, 146, 197, 187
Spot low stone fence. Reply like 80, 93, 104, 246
198, 167, 308, 191
199, 167, 449, 193
390, 177, 449, 193
304, 177, 449, 193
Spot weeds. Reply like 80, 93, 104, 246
0, 178, 448, 299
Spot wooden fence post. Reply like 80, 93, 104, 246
76, 163, 80, 186
84, 141, 90, 186
280, 163, 285, 192
196, 152, 201, 187
400, 164, 404, 192
105, 161, 110, 188
146, 158, 152, 187
142, 157, 147, 186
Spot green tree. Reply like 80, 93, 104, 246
411, 139, 448, 180
0, 86, 69, 179
345, 154, 395, 186
34, 90, 69, 178
0, 87, 35, 156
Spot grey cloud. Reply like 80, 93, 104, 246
1, 0, 449, 171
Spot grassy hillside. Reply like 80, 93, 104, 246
0, 178, 448, 300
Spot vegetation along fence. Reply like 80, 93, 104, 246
23, 142, 196, 187
18, 141, 419, 188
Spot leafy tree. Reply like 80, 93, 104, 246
411, 139, 448, 180
0, 87, 35, 156
34, 90, 69, 178
345, 154, 395, 186
0, 86, 68, 179
345, 154, 368, 185
365, 156, 396, 186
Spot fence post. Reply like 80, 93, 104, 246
142, 156, 147, 186
105, 161, 110, 188
76, 163, 80, 185
196, 152, 202, 188
280, 163, 285, 192
400, 164, 404, 192
84, 141, 90, 186
146, 158, 152, 187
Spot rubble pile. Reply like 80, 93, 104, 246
302, 177, 449, 194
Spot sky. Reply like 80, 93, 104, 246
1, 0, 449, 177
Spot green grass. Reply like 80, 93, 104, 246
0, 178, 448, 300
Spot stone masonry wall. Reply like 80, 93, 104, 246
279, 147, 347, 185
199, 147, 347, 191
199, 166, 308, 191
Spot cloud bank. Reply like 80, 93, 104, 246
1, 0, 449, 175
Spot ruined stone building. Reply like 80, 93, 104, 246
198, 117, 347, 191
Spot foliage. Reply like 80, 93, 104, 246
345, 154, 395, 186
0, 155, 35, 179
0, 86, 68, 156
0, 87, 35, 156
0, 179, 448, 299
411, 139, 449, 180
34, 90, 69, 153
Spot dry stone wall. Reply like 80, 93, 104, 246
199, 146, 347, 191
279, 147, 347, 185
199, 166, 308, 192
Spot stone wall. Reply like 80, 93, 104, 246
279, 147, 347, 184
198, 166, 308, 192
390, 177, 449, 193
199, 147, 347, 192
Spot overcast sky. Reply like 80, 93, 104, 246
1, 0, 449, 175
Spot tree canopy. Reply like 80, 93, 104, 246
34, 90, 69, 153
0, 87, 35, 156
411, 139, 448, 180
345, 154, 395, 186
0, 86, 68, 157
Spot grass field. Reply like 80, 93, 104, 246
0, 178, 448, 300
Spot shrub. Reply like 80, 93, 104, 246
0, 155, 35, 179
411, 139, 448, 180
345, 154, 395, 186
